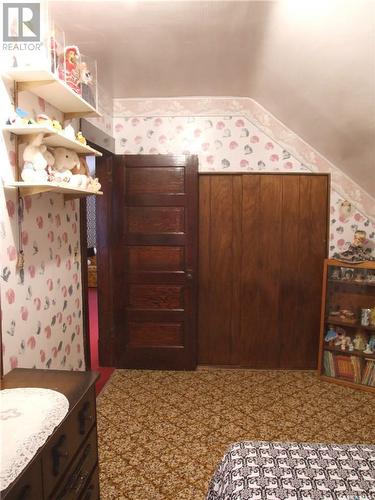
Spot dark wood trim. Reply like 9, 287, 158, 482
95, 150, 116, 367
80, 136, 115, 369
79, 197, 90, 370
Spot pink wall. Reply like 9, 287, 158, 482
0, 78, 85, 374
113, 98, 375, 257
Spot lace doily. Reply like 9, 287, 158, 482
0, 388, 69, 491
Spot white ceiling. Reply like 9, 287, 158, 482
50, 0, 375, 196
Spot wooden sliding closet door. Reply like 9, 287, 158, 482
199, 173, 329, 369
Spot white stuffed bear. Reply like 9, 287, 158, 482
53, 147, 89, 188
21, 133, 48, 182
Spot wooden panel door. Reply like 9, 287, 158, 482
199, 173, 329, 369
106, 155, 198, 370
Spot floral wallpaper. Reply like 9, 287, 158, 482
0, 77, 85, 374
113, 99, 375, 257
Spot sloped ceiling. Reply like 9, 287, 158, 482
50, 0, 375, 196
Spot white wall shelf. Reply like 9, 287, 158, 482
5, 68, 101, 118
3, 124, 102, 156
5, 181, 103, 200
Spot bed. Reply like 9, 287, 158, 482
207, 440, 375, 499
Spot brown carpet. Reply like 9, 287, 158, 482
96, 369, 375, 499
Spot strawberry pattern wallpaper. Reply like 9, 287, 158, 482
0, 79, 85, 374
113, 101, 375, 258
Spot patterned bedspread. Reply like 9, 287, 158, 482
207, 441, 375, 500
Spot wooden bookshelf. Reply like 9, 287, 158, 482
318, 258, 375, 393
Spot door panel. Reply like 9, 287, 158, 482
127, 246, 185, 271
198, 173, 329, 369
111, 155, 198, 370
126, 167, 185, 194
127, 207, 185, 233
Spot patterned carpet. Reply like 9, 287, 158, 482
96, 369, 375, 499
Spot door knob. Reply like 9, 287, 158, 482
186, 271, 193, 280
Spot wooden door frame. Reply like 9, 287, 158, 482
80, 142, 116, 371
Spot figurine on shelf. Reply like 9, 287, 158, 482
331, 268, 341, 280
76, 131, 87, 145
36, 114, 53, 128
58, 45, 81, 94
363, 344, 373, 355
333, 230, 374, 262
78, 62, 95, 107
21, 133, 48, 183
338, 308, 356, 323
325, 325, 337, 345
6, 108, 35, 126
370, 309, 375, 327
342, 269, 354, 281
369, 335, 375, 351
353, 332, 367, 351
52, 120, 62, 132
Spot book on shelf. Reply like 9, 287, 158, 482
361, 359, 375, 387
351, 356, 363, 384
323, 350, 335, 377
334, 355, 355, 381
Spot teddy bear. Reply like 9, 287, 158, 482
21, 133, 49, 182
53, 147, 89, 188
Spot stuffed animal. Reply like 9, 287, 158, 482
76, 132, 86, 144
43, 149, 69, 184
61, 122, 76, 140
21, 133, 48, 182
53, 147, 89, 188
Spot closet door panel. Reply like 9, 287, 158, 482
198, 173, 329, 369
256, 175, 283, 368
278, 175, 302, 368
239, 175, 261, 366
207, 176, 234, 364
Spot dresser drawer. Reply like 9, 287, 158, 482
50, 428, 98, 500
3, 459, 43, 500
42, 387, 96, 497
78, 466, 99, 500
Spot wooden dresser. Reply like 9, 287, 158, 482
1, 368, 100, 500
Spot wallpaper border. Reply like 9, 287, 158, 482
113, 97, 375, 221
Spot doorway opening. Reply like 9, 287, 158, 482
83, 155, 114, 393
